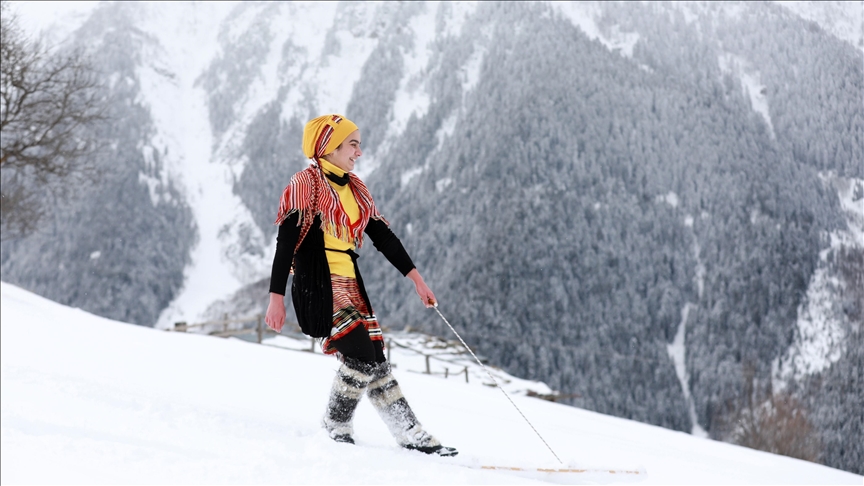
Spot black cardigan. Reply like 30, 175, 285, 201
269, 212, 415, 337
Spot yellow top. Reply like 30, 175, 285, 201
320, 159, 359, 278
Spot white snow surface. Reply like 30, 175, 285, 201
657, 191, 680, 208
7, 1, 97, 46
385, 3, 437, 144
436, 1, 479, 40
2, 282, 861, 485
780, 175, 864, 380
666, 303, 708, 438
552, 3, 640, 59
125, 2, 263, 330
774, 1, 864, 52
719, 54, 776, 139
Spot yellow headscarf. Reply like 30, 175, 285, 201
302, 114, 359, 159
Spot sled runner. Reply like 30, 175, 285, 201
477, 464, 647, 483
481, 465, 644, 475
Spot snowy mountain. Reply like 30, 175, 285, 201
2, 282, 861, 484
2, 0, 861, 475
774, 1, 864, 51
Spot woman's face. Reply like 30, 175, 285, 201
324, 130, 362, 172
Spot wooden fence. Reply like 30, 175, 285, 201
170, 316, 470, 381
170, 316, 579, 400
174, 314, 275, 342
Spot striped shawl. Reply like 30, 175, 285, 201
275, 164, 387, 254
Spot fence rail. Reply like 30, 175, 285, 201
168, 316, 564, 396
170, 316, 475, 380
173, 315, 289, 343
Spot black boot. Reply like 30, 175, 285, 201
331, 434, 355, 444
323, 356, 376, 444
404, 444, 459, 456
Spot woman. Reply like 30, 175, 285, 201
265, 114, 456, 456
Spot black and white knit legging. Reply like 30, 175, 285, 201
323, 355, 440, 448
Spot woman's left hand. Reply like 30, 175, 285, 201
406, 268, 437, 308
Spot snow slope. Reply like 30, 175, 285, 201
133, 1, 252, 330
774, 1, 864, 52
2, 282, 860, 485
780, 176, 864, 380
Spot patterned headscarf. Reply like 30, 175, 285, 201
301, 114, 358, 159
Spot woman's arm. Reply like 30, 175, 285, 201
406, 268, 437, 308
266, 212, 302, 332
364, 218, 415, 275
365, 218, 436, 307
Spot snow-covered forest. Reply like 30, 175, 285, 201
1, 0, 861, 475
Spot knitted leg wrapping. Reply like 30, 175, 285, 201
366, 362, 441, 448
323, 356, 375, 440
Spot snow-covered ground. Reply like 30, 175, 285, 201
780, 175, 864, 381
2, 282, 860, 485
774, 0, 864, 52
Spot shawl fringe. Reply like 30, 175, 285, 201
275, 163, 388, 255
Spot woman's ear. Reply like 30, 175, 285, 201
321, 143, 343, 162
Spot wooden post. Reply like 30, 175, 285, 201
444, 367, 449, 379
310, 337, 315, 353
256, 314, 263, 344
222, 313, 228, 334
174, 322, 187, 332
464, 367, 469, 383
425, 355, 430, 374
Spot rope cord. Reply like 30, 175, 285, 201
432, 305, 565, 466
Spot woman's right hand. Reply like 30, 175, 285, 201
265, 293, 286, 332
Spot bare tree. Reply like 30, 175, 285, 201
717, 363, 822, 463
1, 1, 106, 238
